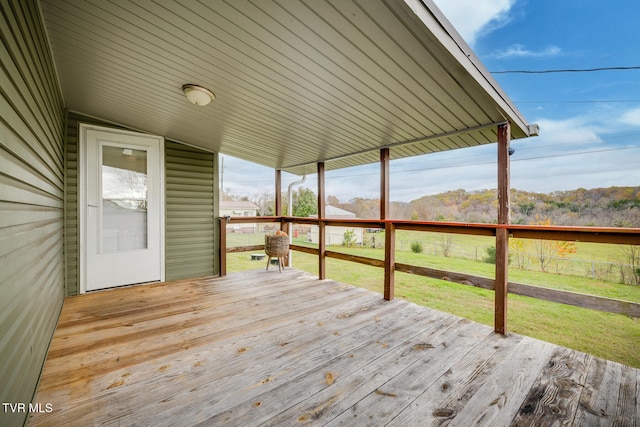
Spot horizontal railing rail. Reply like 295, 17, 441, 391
219, 216, 640, 320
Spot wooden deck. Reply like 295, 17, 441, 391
30, 269, 638, 426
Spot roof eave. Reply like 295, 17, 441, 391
407, 0, 533, 139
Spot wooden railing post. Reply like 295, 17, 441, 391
318, 162, 326, 279
495, 122, 511, 335
219, 216, 227, 277
380, 148, 390, 221
380, 148, 395, 300
384, 221, 395, 300
275, 169, 282, 216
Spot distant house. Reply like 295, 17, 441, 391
309, 205, 364, 246
220, 201, 260, 233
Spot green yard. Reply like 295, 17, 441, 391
226, 230, 640, 367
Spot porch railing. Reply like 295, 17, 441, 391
219, 216, 640, 334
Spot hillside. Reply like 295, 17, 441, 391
330, 186, 640, 227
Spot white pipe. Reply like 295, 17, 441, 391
287, 174, 307, 266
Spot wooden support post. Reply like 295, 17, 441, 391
495, 227, 509, 334
384, 221, 395, 300
317, 162, 326, 280
275, 170, 290, 266
495, 122, 511, 335
275, 169, 282, 216
380, 148, 395, 300
380, 148, 390, 220
219, 216, 227, 277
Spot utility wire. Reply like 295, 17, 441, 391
320, 145, 640, 179
225, 145, 640, 184
515, 99, 640, 104
491, 66, 640, 74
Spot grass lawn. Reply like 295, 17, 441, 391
227, 241, 640, 368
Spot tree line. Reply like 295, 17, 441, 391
225, 186, 640, 228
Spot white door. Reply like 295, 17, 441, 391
81, 125, 164, 292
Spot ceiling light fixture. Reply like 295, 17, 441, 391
182, 84, 215, 106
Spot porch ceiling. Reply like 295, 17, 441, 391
40, 0, 535, 176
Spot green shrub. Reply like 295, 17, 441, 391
410, 241, 423, 254
342, 229, 357, 248
483, 245, 512, 264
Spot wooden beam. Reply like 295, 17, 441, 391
326, 250, 385, 268
380, 148, 390, 220
317, 162, 326, 280
381, 148, 394, 300
495, 122, 511, 335
495, 228, 509, 334
395, 262, 495, 290
219, 217, 227, 277
226, 245, 265, 253
384, 221, 396, 300
275, 169, 282, 216
497, 123, 511, 225
289, 244, 319, 256
275, 170, 290, 266
213, 152, 221, 277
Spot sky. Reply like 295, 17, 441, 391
222, 0, 640, 203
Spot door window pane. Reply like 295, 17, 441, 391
101, 146, 148, 252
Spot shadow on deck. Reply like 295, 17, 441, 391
30, 269, 638, 426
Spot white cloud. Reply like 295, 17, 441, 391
488, 44, 563, 59
619, 107, 640, 126
433, 0, 516, 46
222, 106, 640, 202
531, 117, 602, 145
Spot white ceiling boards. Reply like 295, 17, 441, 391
41, 0, 536, 175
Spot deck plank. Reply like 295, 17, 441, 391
511, 347, 593, 425
440, 337, 556, 426
38, 274, 361, 392
328, 321, 497, 426
131, 291, 414, 424
573, 357, 639, 426
29, 269, 639, 426
198, 301, 456, 425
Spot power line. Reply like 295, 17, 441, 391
491, 66, 640, 74
322, 145, 640, 179
515, 99, 640, 104
223, 143, 640, 184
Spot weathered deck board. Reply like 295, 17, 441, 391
29, 269, 639, 426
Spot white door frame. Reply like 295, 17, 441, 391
79, 124, 165, 293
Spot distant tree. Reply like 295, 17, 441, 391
531, 216, 577, 272
619, 245, 640, 286
292, 187, 317, 217
436, 214, 449, 222
439, 234, 453, 257
518, 202, 535, 216
391, 202, 412, 219
613, 217, 633, 228
327, 195, 341, 206
509, 239, 529, 269
251, 191, 275, 216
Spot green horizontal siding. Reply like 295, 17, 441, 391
165, 141, 217, 280
64, 118, 219, 292
0, 1, 66, 426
